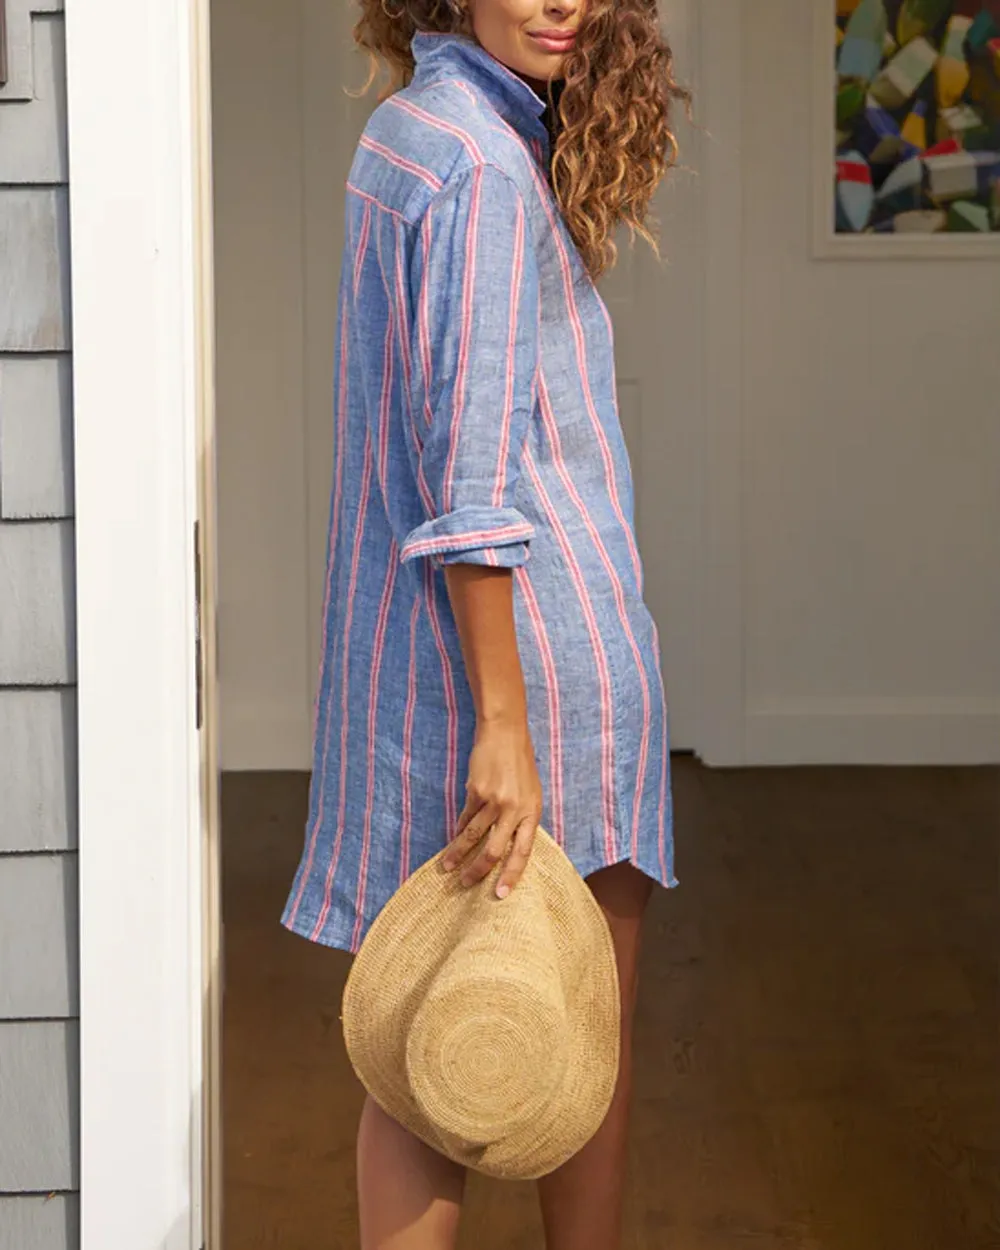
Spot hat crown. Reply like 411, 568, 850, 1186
406, 896, 571, 1147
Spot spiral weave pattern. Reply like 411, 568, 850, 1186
342, 828, 620, 1180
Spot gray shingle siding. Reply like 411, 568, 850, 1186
0, 6, 79, 1248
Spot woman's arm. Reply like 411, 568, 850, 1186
441, 564, 543, 899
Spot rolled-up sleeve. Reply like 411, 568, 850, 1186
401, 163, 539, 568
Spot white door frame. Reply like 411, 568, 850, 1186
66, 0, 218, 1247
64, 0, 745, 1244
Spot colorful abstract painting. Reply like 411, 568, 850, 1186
834, 0, 1000, 234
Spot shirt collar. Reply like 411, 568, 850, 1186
411, 33, 548, 141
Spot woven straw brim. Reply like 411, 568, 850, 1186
342, 828, 620, 1180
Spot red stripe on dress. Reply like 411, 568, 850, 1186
515, 566, 564, 846
287, 293, 351, 928
309, 430, 375, 941
523, 445, 618, 859
650, 620, 670, 882
538, 375, 652, 859
346, 182, 410, 223
353, 201, 372, 300
429, 67, 541, 116
392, 218, 436, 515
418, 210, 436, 431
401, 521, 533, 561
389, 96, 487, 165
359, 134, 443, 190
350, 543, 400, 951
399, 594, 421, 885
374, 228, 395, 499
442, 163, 484, 513
493, 197, 525, 508
450, 80, 479, 109
424, 560, 459, 840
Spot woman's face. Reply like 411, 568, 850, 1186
469, 0, 583, 87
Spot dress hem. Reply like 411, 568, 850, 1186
281, 852, 679, 956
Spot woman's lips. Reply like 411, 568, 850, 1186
528, 30, 576, 54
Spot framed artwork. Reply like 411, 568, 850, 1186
814, 0, 1000, 257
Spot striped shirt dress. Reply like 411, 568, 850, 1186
282, 32, 677, 955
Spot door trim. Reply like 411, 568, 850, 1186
193, 0, 224, 1242
66, 0, 217, 1245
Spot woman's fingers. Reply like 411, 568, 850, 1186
459, 817, 517, 889
495, 816, 537, 899
451, 792, 480, 843
445, 807, 541, 893
442, 800, 496, 872
444, 718, 543, 890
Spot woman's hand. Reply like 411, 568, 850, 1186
439, 562, 541, 898
443, 715, 543, 899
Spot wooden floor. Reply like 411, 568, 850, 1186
222, 759, 1000, 1249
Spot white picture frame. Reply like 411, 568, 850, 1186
811, 0, 1000, 259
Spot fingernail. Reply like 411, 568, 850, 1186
443, 859, 456, 872
496, 883, 510, 900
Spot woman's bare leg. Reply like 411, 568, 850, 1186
357, 1095, 466, 1250
537, 860, 654, 1250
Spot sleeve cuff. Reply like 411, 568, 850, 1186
400, 506, 534, 568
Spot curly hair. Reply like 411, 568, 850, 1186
352, 0, 689, 277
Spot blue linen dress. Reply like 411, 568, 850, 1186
283, 32, 676, 954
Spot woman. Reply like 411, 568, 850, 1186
283, 0, 686, 1245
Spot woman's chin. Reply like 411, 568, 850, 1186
511, 55, 567, 90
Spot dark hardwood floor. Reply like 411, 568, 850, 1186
222, 758, 999, 1249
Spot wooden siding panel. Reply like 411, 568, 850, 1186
0, 190, 71, 352
0, 357, 73, 520
0, 690, 76, 852
0, 17, 67, 183
0, 0, 78, 1232
0, 855, 77, 1018
0, 1022, 78, 1191
0, 2, 65, 103
0, 522, 75, 684
0, 1196, 78, 1250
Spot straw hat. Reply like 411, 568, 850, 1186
341, 827, 620, 1180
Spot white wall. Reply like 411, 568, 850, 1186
732, 0, 1000, 763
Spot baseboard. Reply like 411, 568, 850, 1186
220, 695, 312, 771
220, 694, 1000, 769
743, 697, 1000, 766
